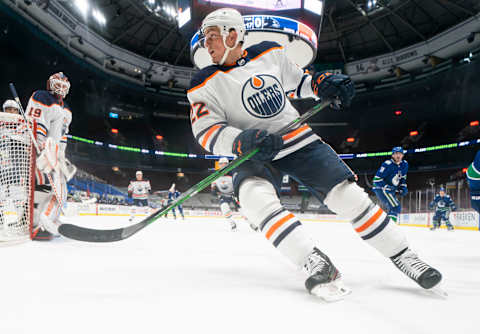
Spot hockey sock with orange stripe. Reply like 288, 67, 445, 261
325, 180, 408, 258
239, 177, 315, 268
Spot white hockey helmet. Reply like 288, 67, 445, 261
218, 157, 229, 164
200, 8, 245, 65
47, 72, 70, 98
136, 170, 143, 175
2, 99, 20, 113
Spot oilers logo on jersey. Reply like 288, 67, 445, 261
242, 74, 285, 118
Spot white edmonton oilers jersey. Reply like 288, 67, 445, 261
25, 90, 72, 184
212, 175, 234, 196
128, 180, 151, 200
187, 41, 320, 160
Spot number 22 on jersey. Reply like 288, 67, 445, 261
190, 102, 209, 124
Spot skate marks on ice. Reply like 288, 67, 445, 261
2, 216, 479, 334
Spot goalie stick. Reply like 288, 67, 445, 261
58, 99, 333, 242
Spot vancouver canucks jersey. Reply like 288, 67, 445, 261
373, 159, 408, 190
168, 190, 181, 200
429, 194, 456, 212
467, 150, 480, 193
187, 41, 320, 160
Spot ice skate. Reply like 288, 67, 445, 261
391, 248, 442, 290
447, 224, 454, 231
230, 221, 237, 232
304, 248, 351, 302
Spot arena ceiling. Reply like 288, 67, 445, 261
60, 0, 479, 67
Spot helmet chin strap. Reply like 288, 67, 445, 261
218, 35, 238, 66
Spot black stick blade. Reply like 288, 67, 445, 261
58, 221, 148, 242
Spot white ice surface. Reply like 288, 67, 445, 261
1, 216, 478, 334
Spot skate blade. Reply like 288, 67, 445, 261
428, 285, 448, 299
310, 280, 352, 302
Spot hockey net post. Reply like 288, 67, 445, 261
0, 113, 36, 243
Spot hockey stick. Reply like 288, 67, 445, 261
58, 99, 333, 242
8, 83, 65, 214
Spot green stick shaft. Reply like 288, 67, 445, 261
142, 99, 331, 227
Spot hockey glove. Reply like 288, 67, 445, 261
232, 129, 283, 162
399, 187, 408, 197
311, 72, 355, 109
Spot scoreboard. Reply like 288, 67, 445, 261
179, 0, 324, 38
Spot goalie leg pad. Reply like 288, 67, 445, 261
239, 177, 315, 268
34, 171, 67, 236
324, 180, 408, 258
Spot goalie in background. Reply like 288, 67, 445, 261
429, 187, 456, 231
128, 171, 151, 222
25, 72, 76, 240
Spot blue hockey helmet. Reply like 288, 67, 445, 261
439, 187, 446, 192
392, 146, 404, 155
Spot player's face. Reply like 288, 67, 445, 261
136, 174, 142, 181
4, 107, 19, 114
204, 27, 226, 64
392, 152, 403, 163
439, 190, 445, 196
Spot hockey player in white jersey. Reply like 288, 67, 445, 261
25, 72, 76, 240
128, 171, 151, 222
2, 99, 20, 114
187, 8, 443, 300
212, 157, 238, 231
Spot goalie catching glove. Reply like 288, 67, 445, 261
36, 137, 77, 181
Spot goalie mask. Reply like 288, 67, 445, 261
47, 72, 70, 99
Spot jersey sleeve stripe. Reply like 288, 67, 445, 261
37, 127, 47, 136
209, 126, 226, 153
282, 124, 310, 142
195, 122, 228, 142
201, 124, 223, 149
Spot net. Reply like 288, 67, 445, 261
0, 113, 35, 242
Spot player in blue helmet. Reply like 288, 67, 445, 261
372, 147, 409, 223
429, 187, 456, 231
467, 150, 480, 213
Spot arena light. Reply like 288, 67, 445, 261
304, 0, 324, 15
470, 120, 479, 126
92, 8, 106, 25
111, 128, 118, 134
74, 0, 89, 16
109, 112, 118, 119
462, 168, 468, 173
346, 137, 356, 143
112, 166, 119, 172
156, 135, 163, 140
395, 110, 403, 116
410, 131, 419, 136
177, 7, 191, 28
